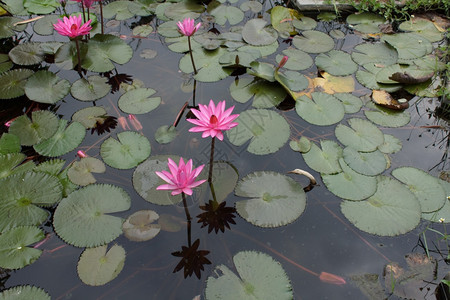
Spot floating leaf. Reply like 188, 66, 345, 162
335, 118, 384, 152
292, 16, 317, 30
364, 101, 411, 128
205, 251, 293, 300
0, 133, 21, 154
132, 155, 183, 205
34, 119, 86, 157
381, 33, 432, 61
179, 47, 229, 82
53, 184, 131, 247
199, 161, 239, 203
33, 14, 59, 35
70, 75, 111, 101
302, 140, 342, 174
247, 61, 276, 82
0, 226, 44, 269
313, 71, 355, 94
275, 70, 309, 94
24, 70, 70, 104
77, 244, 126, 286
0, 17, 27, 39
82, 34, 133, 73
378, 134, 402, 154
103, 1, 134, 20
315, 50, 358, 76
295, 92, 345, 126
334, 93, 363, 114
9, 110, 59, 146
0, 69, 34, 99
346, 12, 384, 33
371, 90, 409, 110
276, 48, 313, 71
0, 153, 34, 179
0, 285, 50, 300
23, 0, 59, 14
229, 78, 286, 108
392, 167, 446, 213
122, 210, 161, 242
399, 18, 444, 43
234, 171, 306, 227
72, 106, 108, 128
0, 53, 13, 74
101, 131, 151, 169
343, 147, 387, 176
242, 18, 278, 46
355, 63, 402, 93
240, 1, 263, 12
140, 48, 157, 59
155, 125, 177, 144
323, 158, 377, 201
292, 30, 334, 53
132, 24, 153, 37
270, 6, 300, 35
118, 88, 161, 114
376, 64, 433, 85
289, 137, 311, 153
68, 157, 106, 186
208, 2, 244, 26
0, 172, 63, 232
226, 109, 290, 155
8, 42, 45, 66
341, 176, 421, 235
422, 180, 450, 222
351, 42, 398, 66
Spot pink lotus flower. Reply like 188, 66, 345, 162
155, 158, 206, 196
177, 18, 201, 37
187, 100, 239, 141
53, 15, 92, 38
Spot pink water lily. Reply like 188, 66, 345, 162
187, 100, 239, 141
177, 18, 201, 37
155, 158, 206, 196
53, 15, 92, 38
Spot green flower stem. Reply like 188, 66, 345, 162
181, 192, 192, 247
187, 36, 197, 75
208, 137, 218, 204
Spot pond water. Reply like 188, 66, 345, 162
0, 0, 449, 299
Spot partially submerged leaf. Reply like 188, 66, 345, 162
122, 210, 161, 242
68, 157, 106, 186
372, 90, 409, 110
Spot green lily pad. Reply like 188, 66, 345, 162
0, 17, 27, 39
275, 70, 309, 93
296, 92, 345, 126
72, 106, 108, 128
315, 50, 358, 76
34, 159, 77, 198
132, 155, 183, 205
302, 140, 343, 174
422, 180, 450, 222
335, 118, 384, 152
0, 285, 50, 300
197, 161, 239, 203
226, 109, 290, 155
54, 40, 87, 70
0, 69, 34, 99
241, 18, 278, 46
399, 18, 444, 43
351, 42, 398, 66
270, 6, 300, 35
103, 1, 134, 20
33, 14, 59, 35
240, 1, 263, 12
289, 136, 311, 153
155, 125, 177, 144
292, 30, 334, 53
122, 210, 161, 242
0, 172, 62, 232
68, 157, 106, 186
0, 153, 34, 179
219, 50, 261, 67
0, 53, 13, 74
164, 1, 204, 20
8, 42, 45, 66
23, 0, 59, 14
346, 12, 385, 33
208, 2, 244, 26
381, 33, 432, 61
8, 110, 59, 146
0, 133, 21, 154
230, 77, 286, 108
140, 48, 157, 59
334, 93, 363, 114
180, 47, 230, 82
238, 40, 279, 57
378, 134, 402, 154
118, 88, 161, 114
355, 63, 402, 93
82, 34, 133, 73
0, 226, 44, 269
247, 61, 276, 82
77, 244, 126, 286
292, 16, 317, 30
24, 70, 70, 104
34, 119, 86, 157
364, 101, 411, 128
375, 64, 433, 85
323, 158, 377, 200
101, 131, 151, 169
276, 48, 313, 71
343, 147, 387, 176
70, 75, 111, 101
132, 24, 153, 37
392, 167, 446, 213
53, 184, 131, 247
341, 176, 421, 236
205, 251, 293, 300
235, 171, 306, 227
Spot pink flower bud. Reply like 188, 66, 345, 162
278, 55, 289, 69
77, 150, 87, 158
128, 114, 143, 131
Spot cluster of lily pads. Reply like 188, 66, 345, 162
0, 0, 448, 298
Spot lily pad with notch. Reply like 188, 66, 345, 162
0, 226, 44, 270
322, 158, 377, 201
24, 70, 70, 104
179, 47, 230, 82
72, 106, 108, 129
70, 75, 111, 102
53, 184, 131, 247
302, 140, 343, 174
276, 48, 313, 71
101, 131, 151, 169
422, 179, 450, 222
122, 210, 161, 242
341, 176, 421, 235
0, 285, 50, 300
335, 118, 384, 152
315, 50, 358, 76
118, 88, 161, 115
378, 134, 402, 154
292, 30, 334, 53
295, 92, 345, 126
226, 109, 290, 155
9, 110, 59, 146
0, 17, 27, 39
289, 136, 311, 153
103, 1, 134, 20
234, 171, 306, 227
68, 157, 106, 186
8, 42, 45, 66
356, 63, 403, 93
399, 18, 444, 43
0, 54, 13, 74
77, 244, 126, 286
0, 153, 35, 179
381, 33, 432, 62
0, 69, 34, 99
364, 101, 411, 128
334, 93, 363, 114
351, 42, 398, 66
34, 119, 86, 157
155, 125, 177, 144
346, 12, 385, 33
205, 251, 293, 299
23, 0, 59, 14
343, 147, 387, 176
207, 2, 244, 26
33, 14, 59, 35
